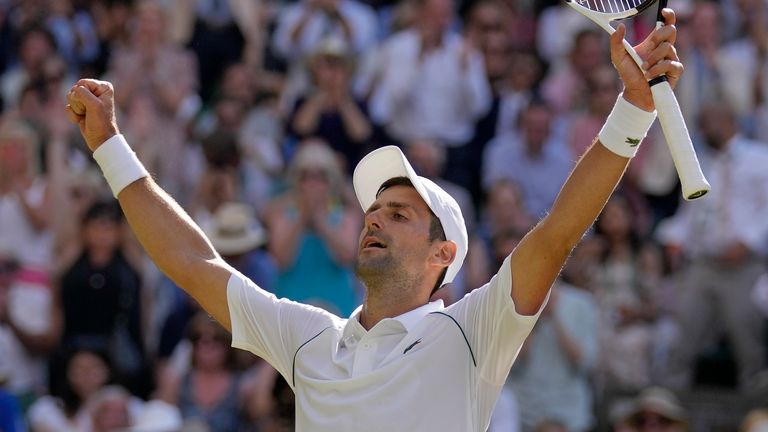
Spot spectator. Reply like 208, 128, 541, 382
208, 62, 285, 212
0, 105, 51, 274
272, 0, 378, 63
657, 103, 768, 391
265, 140, 361, 316
0, 118, 55, 402
612, 387, 688, 432
674, 1, 725, 126
169, 0, 259, 103
28, 344, 115, 432
593, 195, 664, 392
206, 202, 275, 289
88, 385, 138, 432
108, 0, 200, 129
0, 239, 53, 414
360, 0, 491, 147
288, 36, 372, 172
482, 99, 574, 218
51, 200, 153, 398
452, 1, 515, 203
541, 28, 609, 114
567, 64, 621, 156
157, 313, 248, 432
87, 0, 134, 77
717, 2, 768, 136
0, 25, 58, 109
44, 0, 100, 75
535, 3, 592, 67
494, 49, 546, 137
190, 130, 244, 224
465, 179, 533, 290
507, 280, 599, 432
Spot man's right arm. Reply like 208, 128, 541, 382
66, 79, 234, 330
118, 177, 234, 330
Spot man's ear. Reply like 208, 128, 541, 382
429, 240, 457, 269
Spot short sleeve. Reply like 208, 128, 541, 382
446, 254, 546, 384
227, 271, 339, 379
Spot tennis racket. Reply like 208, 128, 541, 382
565, 0, 710, 200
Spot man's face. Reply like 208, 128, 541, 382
420, 0, 454, 35
355, 186, 435, 289
698, 106, 735, 151
521, 106, 551, 155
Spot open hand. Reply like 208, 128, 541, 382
65, 79, 120, 151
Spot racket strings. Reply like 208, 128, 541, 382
577, 0, 645, 13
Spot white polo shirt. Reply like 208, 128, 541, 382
228, 255, 542, 431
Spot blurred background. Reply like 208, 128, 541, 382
0, 0, 768, 430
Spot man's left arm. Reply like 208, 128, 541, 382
510, 11, 683, 315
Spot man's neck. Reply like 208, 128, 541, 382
359, 289, 431, 330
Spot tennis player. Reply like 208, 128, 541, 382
65, 10, 682, 431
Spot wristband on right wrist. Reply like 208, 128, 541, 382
92, 134, 150, 198
598, 94, 657, 158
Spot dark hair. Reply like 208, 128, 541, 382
202, 130, 241, 169
83, 200, 123, 225
185, 312, 237, 369
55, 341, 113, 416
15, 25, 57, 53
376, 176, 448, 295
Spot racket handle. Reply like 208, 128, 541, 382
649, 78, 711, 200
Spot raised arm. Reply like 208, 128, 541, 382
510, 11, 683, 315
65, 80, 235, 330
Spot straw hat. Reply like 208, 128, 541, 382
204, 202, 266, 256
622, 387, 688, 424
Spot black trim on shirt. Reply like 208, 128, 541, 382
429, 312, 477, 367
293, 326, 333, 387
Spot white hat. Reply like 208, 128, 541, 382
124, 400, 183, 432
312, 35, 350, 59
352, 146, 467, 285
204, 202, 266, 256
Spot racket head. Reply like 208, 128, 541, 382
565, 0, 659, 21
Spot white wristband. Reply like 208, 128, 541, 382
598, 94, 657, 158
92, 134, 149, 198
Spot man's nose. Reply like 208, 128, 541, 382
364, 210, 383, 231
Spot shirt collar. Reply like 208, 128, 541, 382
343, 300, 445, 339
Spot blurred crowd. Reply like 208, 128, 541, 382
1, 0, 768, 430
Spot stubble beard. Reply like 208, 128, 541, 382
355, 251, 397, 292
355, 250, 419, 295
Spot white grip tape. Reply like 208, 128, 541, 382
598, 94, 657, 158
93, 134, 150, 198
650, 81, 711, 200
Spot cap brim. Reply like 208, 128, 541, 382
353, 146, 425, 212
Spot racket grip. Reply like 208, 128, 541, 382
650, 79, 711, 200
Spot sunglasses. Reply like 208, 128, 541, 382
300, 169, 329, 182
631, 413, 675, 428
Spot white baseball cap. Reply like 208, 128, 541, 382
352, 145, 468, 285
